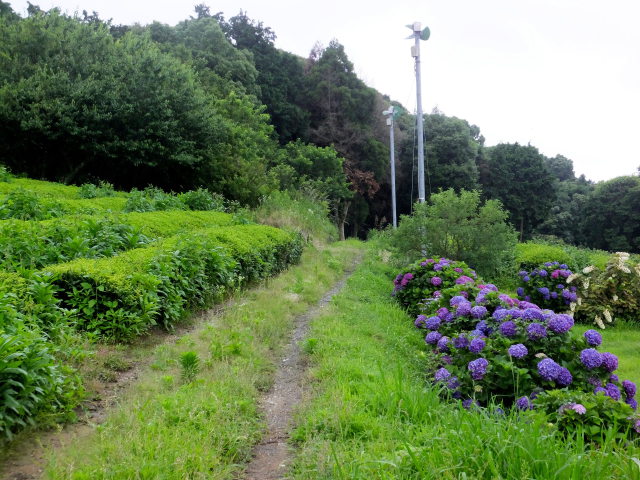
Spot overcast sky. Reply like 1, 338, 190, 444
9, 0, 640, 181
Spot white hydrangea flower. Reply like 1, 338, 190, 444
595, 315, 605, 329
582, 265, 595, 274
603, 309, 612, 323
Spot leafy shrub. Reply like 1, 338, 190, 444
0, 178, 79, 199
0, 165, 12, 182
568, 252, 640, 327
253, 189, 337, 243
0, 189, 66, 220
78, 181, 116, 199
0, 217, 150, 271
515, 242, 571, 270
178, 188, 225, 211
124, 187, 186, 213
390, 190, 517, 278
393, 257, 478, 317
122, 210, 238, 238
516, 261, 577, 311
179, 351, 200, 383
45, 225, 303, 339
394, 260, 640, 442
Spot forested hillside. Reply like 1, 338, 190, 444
0, 2, 638, 251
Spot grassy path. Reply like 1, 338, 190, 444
287, 246, 640, 479
9, 241, 363, 479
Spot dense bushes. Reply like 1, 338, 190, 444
394, 257, 640, 442
44, 225, 303, 339
516, 261, 577, 311
388, 190, 517, 279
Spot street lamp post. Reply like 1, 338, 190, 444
407, 22, 430, 203
382, 106, 397, 228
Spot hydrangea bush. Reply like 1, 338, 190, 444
393, 257, 477, 317
568, 252, 640, 328
395, 261, 640, 442
516, 261, 577, 311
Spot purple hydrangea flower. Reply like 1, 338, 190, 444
433, 264, 443, 271
468, 358, 489, 380
499, 321, 518, 338
594, 386, 607, 395
425, 331, 443, 345
483, 284, 499, 292
469, 329, 484, 338
556, 284, 565, 290
414, 315, 427, 328
563, 403, 586, 415
523, 276, 530, 282
400, 273, 414, 287
442, 355, 453, 365
516, 287, 524, 297
550, 292, 558, 299
537, 358, 561, 381
601, 352, 618, 372
447, 376, 460, 390
430, 276, 442, 286
515, 396, 533, 410
450, 296, 466, 306
453, 336, 470, 349
580, 348, 603, 369
605, 383, 622, 401
471, 306, 488, 319
434, 367, 451, 382
623, 380, 637, 398
508, 344, 528, 359
527, 323, 548, 341
584, 329, 602, 347
462, 398, 477, 409
538, 269, 548, 277
454, 267, 463, 273
588, 377, 602, 387
522, 308, 545, 321
556, 367, 573, 387
437, 336, 450, 352
609, 374, 619, 383
537, 287, 550, 297
518, 270, 528, 277
436, 307, 450, 319
507, 309, 523, 319
455, 275, 474, 285
455, 302, 472, 317
469, 338, 486, 354
492, 308, 510, 321
547, 314, 574, 334
627, 398, 638, 410
519, 301, 540, 310
425, 316, 441, 331
499, 294, 518, 306
476, 320, 492, 335
433, 290, 442, 298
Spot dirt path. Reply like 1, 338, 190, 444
244, 256, 361, 480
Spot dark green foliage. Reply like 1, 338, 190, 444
45, 225, 303, 339
177, 188, 225, 211
580, 176, 640, 253
123, 187, 187, 213
0, 189, 66, 220
535, 389, 635, 443
0, 216, 150, 271
391, 190, 517, 278
77, 181, 116, 199
480, 143, 557, 240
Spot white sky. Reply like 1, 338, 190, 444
8, 0, 640, 181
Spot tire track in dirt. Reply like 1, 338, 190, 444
244, 254, 362, 480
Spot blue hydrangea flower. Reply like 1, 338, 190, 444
425, 316, 441, 331
527, 323, 547, 341
516, 287, 524, 296
550, 292, 558, 299
515, 396, 533, 410
547, 314, 574, 334
623, 380, 637, 398
627, 398, 638, 410
453, 336, 469, 349
601, 352, 618, 372
537, 287, 550, 297
522, 308, 544, 321
455, 302, 472, 317
425, 331, 443, 345
537, 358, 561, 381
605, 383, 621, 401
508, 344, 528, 359
538, 269, 548, 277
523, 275, 530, 282
468, 329, 484, 338
584, 329, 602, 347
468, 358, 489, 380
414, 315, 427, 328
450, 295, 466, 306
434, 367, 451, 382
436, 307, 450, 319
580, 348, 603, 369
556, 367, 573, 387
609, 374, 619, 383
471, 306, 488, 319
492, 308, 510, 321
437, 336, 450, 352
499, 321, 517, 337
594, 386, 607, 395
469, 338, 486, 354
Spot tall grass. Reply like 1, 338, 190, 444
289, 248, 640, 479
44, 241, 362, 479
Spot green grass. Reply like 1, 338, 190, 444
44, 241, 363, 479
573, 322, 640, 387
288, 247, 640, 479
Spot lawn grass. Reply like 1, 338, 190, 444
44, 240, 363, 479
288, 246, 640, 479
574, 321, 640, 386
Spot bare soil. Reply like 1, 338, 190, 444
244, 256, 361, 480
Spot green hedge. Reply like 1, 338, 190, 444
0, 178, 81, 199
122, 210, 237, 237
516, 242, 611, 271
44, 225, 303, 339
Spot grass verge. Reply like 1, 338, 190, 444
43, 240, 363, 479
288, 246, 640, 479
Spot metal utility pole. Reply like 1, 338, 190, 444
406, 22, 430, 203
382, 106, 397, 228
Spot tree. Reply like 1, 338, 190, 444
580, 176, 640, 252
480, 143, 556, 241
545, 154, 575, 182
